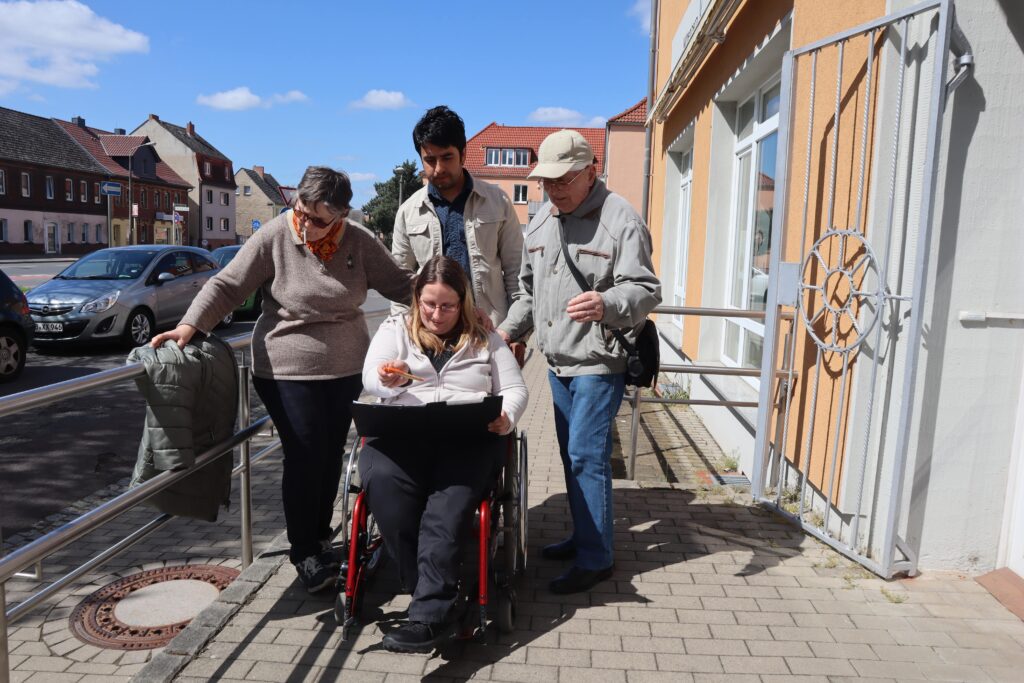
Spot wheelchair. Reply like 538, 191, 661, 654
334, 430, 528, 642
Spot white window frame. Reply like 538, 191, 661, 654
671, 150, 694, 331
515, 149, 530, 166
243, 185, 252, 196
65, 178, 73, 201
21, 172, 31, 197
485, 148, 500, 166
46, 176, 54, 200
220, 191, 229, 206
206, 189, 213, 204
80, 180, 87, 202
203, 161, 211, 176
223, 164, 230, 180
95, 224, 102, 242
220, 217, 230, 232
94, 182, 101, 204
205, 216, 213, 231
513, 184, 528, 204
81, 223, 88, 243
501, 148, 515, 166
0, 169, 5, 195
66, 222, 74, 242
721, 75, 781, 379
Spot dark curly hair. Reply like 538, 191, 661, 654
412, 106, 467, 155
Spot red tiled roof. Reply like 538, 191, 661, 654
608, 99, 647, 125
53, 119, 191, 189
464, 123, 606, 179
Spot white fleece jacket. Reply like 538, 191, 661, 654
361, 315, 528, 434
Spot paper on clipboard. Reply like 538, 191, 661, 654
350, 396, 503, 438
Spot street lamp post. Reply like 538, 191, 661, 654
394, 165, 406, 207
128, 141, 156, 245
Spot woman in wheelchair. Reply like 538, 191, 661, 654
359, 255, 528, 653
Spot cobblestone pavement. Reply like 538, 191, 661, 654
5, 346, 1024, 682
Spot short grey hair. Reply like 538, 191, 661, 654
295, 166, 353, 213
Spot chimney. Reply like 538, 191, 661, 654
113, 127, 126, 135
148, 113, 159, 121
186, 121, 195, 137
253, 165, 265, 178
71, 116, 86, 128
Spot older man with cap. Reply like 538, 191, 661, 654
499, 130, 660, 594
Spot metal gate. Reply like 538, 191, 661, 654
751, 0, 973, 578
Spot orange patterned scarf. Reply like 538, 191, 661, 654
291, 211, 344, 263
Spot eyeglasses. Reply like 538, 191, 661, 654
539, 168, 588, 190
293, 206, 339, 230
419, 301, 460, 315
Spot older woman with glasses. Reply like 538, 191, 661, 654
358, 255, 528, 653
150, 166, 415, 593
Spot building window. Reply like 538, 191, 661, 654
80, 180, 87, 202
513, 184, 528, 203
501, 149, 515, 166
206, 189, 213, 204
722, 78, 780, 372
66, 222, 74, 242
81, 223, 88, 243
95, 224, 102, 242
485, 148, 500, 166
163, 192, 169, 209
223, 164, 230, 180
515, 149, 530, 166
173, 192, 180, 205
21, 172, 31, 197
243, 185, 252, 196
0, 218, 7, 241
220, 191, 229, 206
94, 182, 101, 203
46, 176, 54, 200
0, 169, 5, 195
206, 216, 213, 231
154, 190, 159, 208
203, 161, 211, 176
220, 217, 230, 231
24, 220, 32, 242
65, 178, 73, 200
140, 190, 147, 208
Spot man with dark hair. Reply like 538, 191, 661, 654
393, 106, 523, 332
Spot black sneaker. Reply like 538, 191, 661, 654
294, 554, 337, 594
318, 539, 341, 569
382, 620, 454, 653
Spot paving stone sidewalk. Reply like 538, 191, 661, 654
5, 347, 1024, 682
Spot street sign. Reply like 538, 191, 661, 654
251, 219, 261, 230
99, 181, 122, 197
173, 204, 189, 212
131, 204, 139, 217
173, 212, 182, 224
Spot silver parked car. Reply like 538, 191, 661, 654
27, 245, 225, 347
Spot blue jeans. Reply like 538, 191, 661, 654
548, 371, 626, 570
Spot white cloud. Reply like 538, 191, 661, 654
0, 79, 17, 96
349, 89, 414, 110
347, 172, 377, 182
0, 0, 148, 90
528, 107, 606, 128
196, 86, 310, 110
628, 0, 651, 33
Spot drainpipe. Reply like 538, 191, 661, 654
641, 0, 660, 224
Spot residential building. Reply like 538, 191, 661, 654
132, 115, 237, 249
463, 124, 606, 230
603, 99, 648, 212
234, 166, 287, 242
0, 107, 109, 256
646, 0, 1024, 583
54, 117, 191, 247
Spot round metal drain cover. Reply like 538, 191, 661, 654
69, 564, 239, 649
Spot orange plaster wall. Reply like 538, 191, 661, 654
470, 175, 537, 227
605, 124, 646, 213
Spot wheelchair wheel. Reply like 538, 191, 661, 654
496, 589, 516, 633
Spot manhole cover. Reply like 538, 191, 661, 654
69, 564, 239, 649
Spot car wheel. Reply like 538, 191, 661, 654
123, 308, 154, 348
217, 310, 234, 328
0, 326, 27, 383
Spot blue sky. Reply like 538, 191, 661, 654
0, 0, 651, 207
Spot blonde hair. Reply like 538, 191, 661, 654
408, 256, 488, 355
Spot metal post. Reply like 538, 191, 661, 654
627, 388, 642, 480
238, 357, 254, 568
0, 581, 8, 683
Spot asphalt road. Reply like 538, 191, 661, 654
1, 259, 72, 290
1, 292, 392, 542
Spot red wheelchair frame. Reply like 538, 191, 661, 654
334, 431, 528, 642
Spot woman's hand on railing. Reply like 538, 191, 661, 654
150, 323, 198, 349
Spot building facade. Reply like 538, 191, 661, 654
647, 0, 1024, 580
0, 107, 110, 256
234, 166, 287, 242
604, 99, 648, 213
132, 115, 237, 249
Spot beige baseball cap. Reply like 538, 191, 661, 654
528, 129, 595, 179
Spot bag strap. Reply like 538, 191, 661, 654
557, 220, 637, 356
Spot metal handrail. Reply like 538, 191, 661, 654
0, 331, 272, 683
624, 305, 795, 480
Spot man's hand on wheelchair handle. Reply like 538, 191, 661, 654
488, 411, 511, 434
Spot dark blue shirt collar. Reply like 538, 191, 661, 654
427, 169, 474, 206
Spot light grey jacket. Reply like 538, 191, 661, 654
362, 315, 528, 434
391, 176, 523, 326
499, 180, 661, 376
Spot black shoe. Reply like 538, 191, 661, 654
382, 620, 455, 653
318, 539, 341, 569
294, 555, 338, 594
541, 539, 577, 561
548, 565, 614, 594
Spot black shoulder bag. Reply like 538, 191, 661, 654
557, 224, 659, 388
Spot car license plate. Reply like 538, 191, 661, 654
34, 322, 64, 333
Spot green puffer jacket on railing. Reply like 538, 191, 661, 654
127, 335, 238, 522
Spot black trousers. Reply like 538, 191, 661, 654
359, 435, 502, 624
253, 374, 363, 563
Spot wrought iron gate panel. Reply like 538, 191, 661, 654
752, 0, 973, 578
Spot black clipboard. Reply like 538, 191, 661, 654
350, 395, 503, 439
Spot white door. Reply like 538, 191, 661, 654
673, 151, 693, 331
1006, 371, 1024, 577
45, 223, 58, 254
